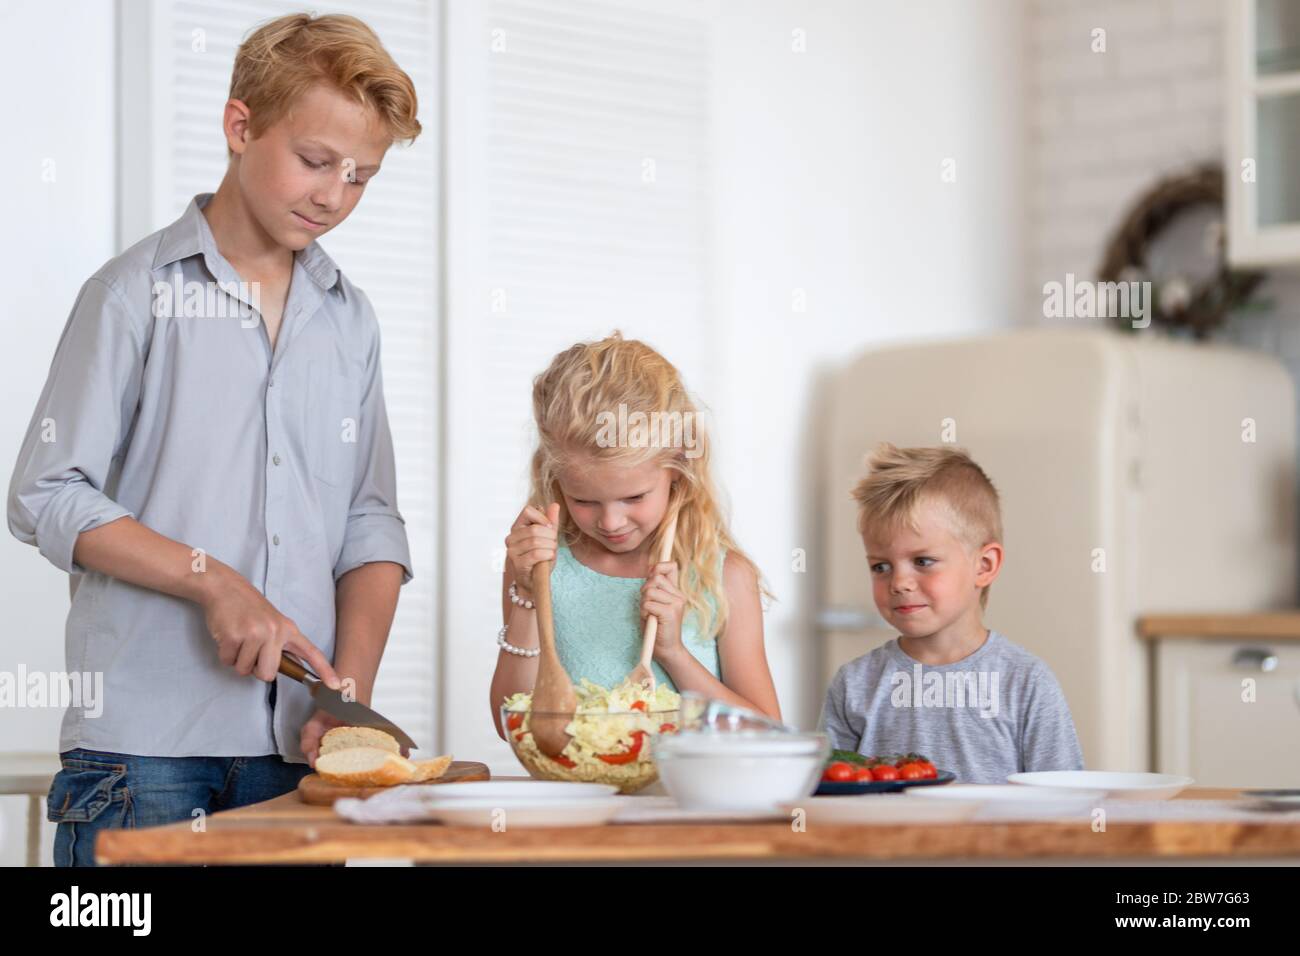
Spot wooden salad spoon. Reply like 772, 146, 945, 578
623, 513, 678, 692
528, 546, 577, 758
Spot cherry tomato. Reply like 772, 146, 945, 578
870, 763, 900, 782
852, 765, 875, 782
506, 712, 523, 732
824, 762, 857, 783
898, 762, 928, 780
550, 753, 576, 768
630, 701, 647, 712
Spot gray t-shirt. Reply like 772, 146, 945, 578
819, 631, 1084, 784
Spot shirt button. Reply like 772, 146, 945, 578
272, 453, 282, 466
273, 534, 281, 546
268, 378, 275, 387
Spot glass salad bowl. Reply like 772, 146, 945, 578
500, 703, 680, 794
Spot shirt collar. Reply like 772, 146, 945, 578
152, 192, 343, 292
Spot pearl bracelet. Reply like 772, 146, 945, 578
497, 623, 540, 657
509, 581, 535, 609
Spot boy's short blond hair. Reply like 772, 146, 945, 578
229, 13, 421, 147
850, 443, 1003, 609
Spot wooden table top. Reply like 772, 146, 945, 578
95, 783, 1300, 865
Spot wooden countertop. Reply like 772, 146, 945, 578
96, 785, 1300, 865
1138, 612, 1300, 640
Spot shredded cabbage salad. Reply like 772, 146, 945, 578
503, 678, 681, 791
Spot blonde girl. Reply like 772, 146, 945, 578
490, 333, 781, 736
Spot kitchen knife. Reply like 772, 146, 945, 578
277, 650, 418, 751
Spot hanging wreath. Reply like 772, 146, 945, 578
1096, 164, 1268, 339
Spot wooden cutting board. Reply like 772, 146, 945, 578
297, 760, 491, 805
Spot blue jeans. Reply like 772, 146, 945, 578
47, 748, 312, 867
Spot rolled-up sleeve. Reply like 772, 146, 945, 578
7, 277, 143, 574
333, 292, 414, 585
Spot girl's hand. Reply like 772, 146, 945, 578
505, 502, 561, 597
642, 561, 687, 662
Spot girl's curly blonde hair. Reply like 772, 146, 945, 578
528, 332, 768, 639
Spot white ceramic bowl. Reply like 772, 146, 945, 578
652, 731, 828, 811
779, 795, 981, 824
1007, 771, 1194, 801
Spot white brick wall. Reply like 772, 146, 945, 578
1026, 0, 1227, 320
1026, 0, 1300, 337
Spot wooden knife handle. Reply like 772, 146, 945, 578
278, 651, 312, 683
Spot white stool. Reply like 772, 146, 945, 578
0, 753, 62, 867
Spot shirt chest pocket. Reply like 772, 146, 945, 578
305, 359, 361, 488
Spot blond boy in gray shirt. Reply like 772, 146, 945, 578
820, 444, 1083, 784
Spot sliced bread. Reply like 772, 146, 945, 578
315, 747, 417, 787
320, 726, 401, 756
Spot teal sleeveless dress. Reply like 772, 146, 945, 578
550, 541, 723, 691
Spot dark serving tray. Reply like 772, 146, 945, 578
815, 770, 957, 795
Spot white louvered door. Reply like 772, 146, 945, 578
117, 0, 441, 752
444, 0, 719, 771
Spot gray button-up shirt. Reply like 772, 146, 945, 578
7, 193, 413, 762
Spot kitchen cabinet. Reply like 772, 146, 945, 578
1227, 0, 1300, 264
1144, 614, 1300, 787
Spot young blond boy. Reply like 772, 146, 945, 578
820, 444, 1083, 783
8, 14, 419, 865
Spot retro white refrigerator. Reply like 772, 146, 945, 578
819, 328, 1296, 772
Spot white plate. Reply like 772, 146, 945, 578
1007, 771, 1193, 801
779, 796, 980, 824
416, 781, 618, 801
425, 797, 624, 828
906, 784, 1106, 814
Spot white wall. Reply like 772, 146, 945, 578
709, 0, 1027, 730
0, 0, 117, 865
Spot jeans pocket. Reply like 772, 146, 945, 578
47, 755, 129, 824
